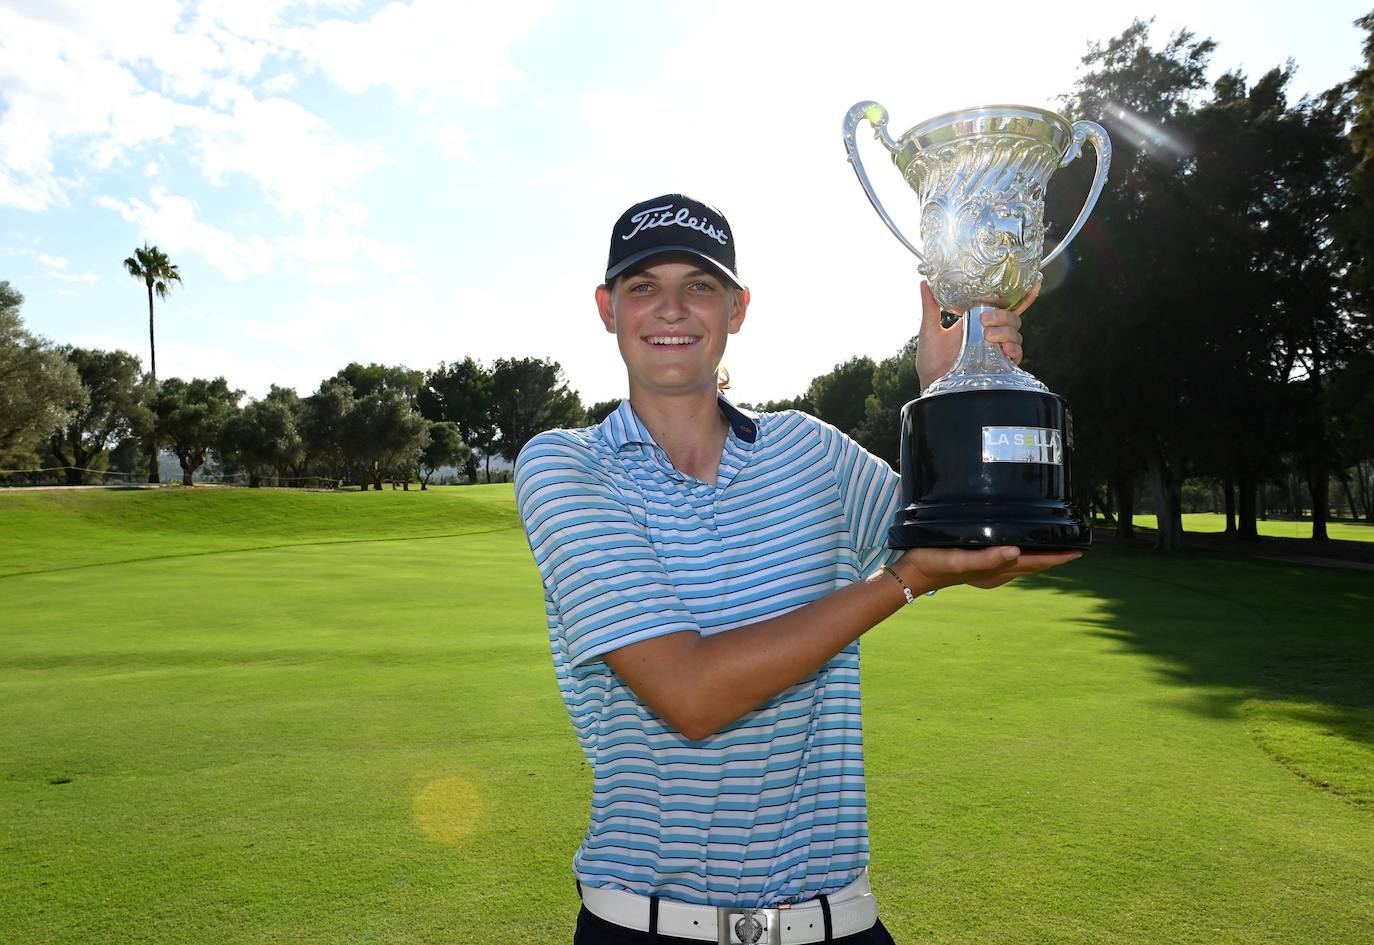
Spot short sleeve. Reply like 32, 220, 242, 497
515, 431, 702, 668
821, 422, 902, 574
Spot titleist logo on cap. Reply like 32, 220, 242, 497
621, 204, 730, 246
604, 193, 742, 288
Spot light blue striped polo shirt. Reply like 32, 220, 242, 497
514, 397, 901, 908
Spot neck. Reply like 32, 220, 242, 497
627, 381, 729, 485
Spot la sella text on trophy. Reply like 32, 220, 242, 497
842, 100, 1112, 551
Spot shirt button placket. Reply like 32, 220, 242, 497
695, 482, 717, 531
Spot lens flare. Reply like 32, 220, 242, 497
413, 775, 482, 845
1108, 102, 1191, 158
1039, 249, 1073, 296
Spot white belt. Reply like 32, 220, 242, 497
579, 870, 879, 944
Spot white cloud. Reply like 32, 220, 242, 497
274, 201, 416, 286
190, 86, 389, 215
70, 328, 294, 398
285, 0, 557, 106
68, 332, 147, 366
0, 171, 69, 212
96, 186, 274, 281
260, 71, 298, 94
31, 250, 98, 284
95, 186, 412, 288
156, 337, 273, 393
0, 4, 387, 217
51, 269, 100, 285
0, 8, 166, 208
144, 161, 160, 176
434, 122, 476, 163
25, 0, 273, 99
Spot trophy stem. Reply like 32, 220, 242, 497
923, 304, 1048, 397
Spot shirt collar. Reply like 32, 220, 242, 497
600, 395, 758, 453
718, 396, 758, 443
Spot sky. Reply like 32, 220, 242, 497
2, 0, 1370, 408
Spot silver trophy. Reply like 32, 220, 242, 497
842, 102, 1111, 549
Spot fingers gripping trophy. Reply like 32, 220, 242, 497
842, 102, 1111, 550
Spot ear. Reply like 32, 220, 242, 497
728, 287, 750, 334
595, 284, 616, 334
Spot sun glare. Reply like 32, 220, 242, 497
412, 775, 483, 845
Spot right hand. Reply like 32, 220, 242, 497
915, 280, 1038, 391
894, 545, 1081, 593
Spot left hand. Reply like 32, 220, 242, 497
915, 280, 1039, 391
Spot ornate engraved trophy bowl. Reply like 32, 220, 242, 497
895, 106, 1074, 313
842, 102, 1111, 550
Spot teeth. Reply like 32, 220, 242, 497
647, 336, 697, 345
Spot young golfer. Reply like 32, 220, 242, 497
515, 194, 1078, 944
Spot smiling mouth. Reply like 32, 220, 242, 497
644, 335, 701, 346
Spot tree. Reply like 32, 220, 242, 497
419, 358, 495, 484
152, 376, 241, 485
804, 356, 875, 437
327, 363, 430, 489
489, 357, 585, 466
1258, 83, 1359, 540
123, 242, 182, 483
48, 347, 151, 485
586, 399, 622, 424
750, 395, 814, 414
849, 339, 919, 469
345, 387, 429, 490
1036, 20, 1236, 550
1330, 12, 1374, 521
0, 282, 85, 469
298, 379, 356, 483
107, 435, 147, 478
1340, 11, 1374, 309
1032, 19, 1368, 548
220, 386, 303, 487
416, 421, 470, 489
336, 362, 423, 404
1331, 356, 1374, 521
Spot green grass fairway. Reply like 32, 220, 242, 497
0, 485, 520, 577
1124, 511, 1374, 542
2, 487, 1372, 944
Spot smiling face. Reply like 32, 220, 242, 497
596, 254, 749, 401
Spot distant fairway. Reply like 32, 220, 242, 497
1124, 511, 1374, 542
2, 487, 1372, 944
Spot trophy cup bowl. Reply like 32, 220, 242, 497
842, 102, 1111, 550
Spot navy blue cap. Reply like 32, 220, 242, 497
605, 194, 743, 289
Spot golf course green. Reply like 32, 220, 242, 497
2, 486, 1371, 944
1126, 512, 1374, 542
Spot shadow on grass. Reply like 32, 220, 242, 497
1029, 543, 1374, 759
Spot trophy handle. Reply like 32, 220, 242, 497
1040, 119, 1112, 269
843, 101, 926, 263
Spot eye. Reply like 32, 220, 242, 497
690, 280, 717, 292
627, 281, 654, 293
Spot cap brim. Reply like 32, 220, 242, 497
605, 246, 744, 290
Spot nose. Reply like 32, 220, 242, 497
654, 285, 690, 322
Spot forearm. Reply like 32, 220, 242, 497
605, 543, 1075, 740
607, 565, 917, 741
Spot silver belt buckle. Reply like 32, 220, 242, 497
717, 906, 782, 945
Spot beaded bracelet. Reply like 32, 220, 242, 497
882, 564, 936, 605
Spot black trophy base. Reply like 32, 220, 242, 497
888, 388, 1090, 552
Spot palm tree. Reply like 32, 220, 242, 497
123, 242, 182, 483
